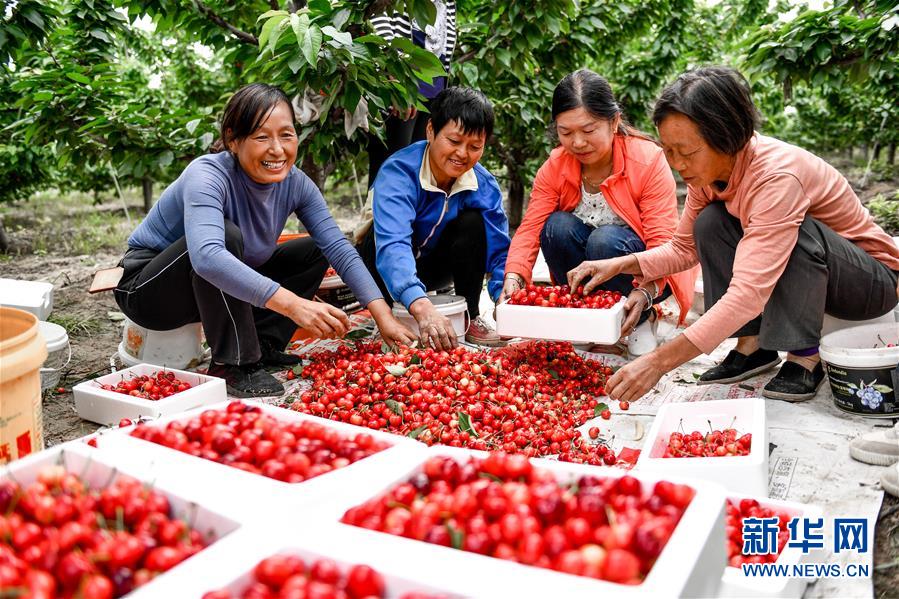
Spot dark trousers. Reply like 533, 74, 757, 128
357, 209, 488, 317
695, 202, 899, 350
114, 221, 328, 366
367, 103, 430, 187
540, 211, 670, 323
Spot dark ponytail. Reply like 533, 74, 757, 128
210, 83, 295, 153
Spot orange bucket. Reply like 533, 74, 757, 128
0, 307, 48, 464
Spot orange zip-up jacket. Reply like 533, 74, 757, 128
505, 134, 698, 323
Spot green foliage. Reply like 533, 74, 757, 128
868, 192, 899, 235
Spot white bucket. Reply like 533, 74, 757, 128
820, 322, 899, 417
391, 294, 469, 342
37, 321, 70, 391
118, 318, 206, 369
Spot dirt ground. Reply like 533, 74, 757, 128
1, 160, 898, 596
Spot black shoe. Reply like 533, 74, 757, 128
762, 361, 825, 402
698, 349, 781, 385
259, 339, 301, 367
207, 362, 285, 398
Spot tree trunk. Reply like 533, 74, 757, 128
301, 155, 336, 191
0, 219, 8, 253
862, 144, 869, 161
142, 177, 153, 213
507, 170, 525, 230
846, 146, 853, 159
874, 144, 883, 161
889, 143, 896, 166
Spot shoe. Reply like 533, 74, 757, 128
698, 349, 781, 385
259, 339, 301, 367
882, 464, 899, 498
465, 316, 507, 347
627, 316, 658, 358
207, 362, 285, 398
850, 423, 899, 466
761, 361, 825, 402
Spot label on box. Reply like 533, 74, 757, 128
768, 456, 797, 500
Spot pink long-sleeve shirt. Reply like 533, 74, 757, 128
636, 133, 899, 354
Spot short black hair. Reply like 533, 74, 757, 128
429, 87, 494, 140
652, 66, 760, 156
212, 83, 294, 152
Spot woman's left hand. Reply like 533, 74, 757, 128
377, 314, 418, 349
619, 289, 650, 340
605, 353, 665, 403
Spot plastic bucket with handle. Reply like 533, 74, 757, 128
0, 307, 47, 463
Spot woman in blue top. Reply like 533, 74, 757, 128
115, 84, 415, 397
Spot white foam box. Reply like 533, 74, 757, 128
73, 363, 226, 425
130, 524, 461, 599
0, 277, 54, 320
315, 445, 729, 599
0, 442, 241, 593
719, 494, 824, 598
635, 398, 768, 496
96, 400, 429, 522
495, 298, 626, 344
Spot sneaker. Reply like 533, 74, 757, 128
465, 315, 506, 347
850, 423, 899, 466
698, 349, 781, 385
207, 362, 284, 398
761, 361, 825, 402
882, 464, 899, 498
627, 316, 658, 358
259, 338, 301, 367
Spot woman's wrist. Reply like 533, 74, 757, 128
504, 272, 525, 286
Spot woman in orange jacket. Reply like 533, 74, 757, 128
502, 70, 697, 355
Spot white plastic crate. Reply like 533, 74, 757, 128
0, 442, 241, 594
636, 398, 768, 496
0, 277, 54, 320
72, 363, 226, 425
327, 445, 728, 599
96, 400, 428, 522
719, 494, 824, 598
495, 298, 626, 344
130, 524, 460, 599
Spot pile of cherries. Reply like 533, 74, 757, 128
507, 284, 623, 309
662, 422, 752, 458
202, 555, 443, 599
342, 452, 695, 585
96, 370, 193, 401
725, 498, 792, 567
0, 465, 208, 598
291, 341, 622, 466
130, 401, 389, 483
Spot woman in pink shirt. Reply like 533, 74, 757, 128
570, 66, 899, 402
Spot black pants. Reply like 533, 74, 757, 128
114, 221, 328, 366
695, 202, 899, 350
367, 103, 430, 187
357, 209, 488, 317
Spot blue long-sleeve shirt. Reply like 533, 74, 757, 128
128, 151, 382, 308
372, 141, 511, 308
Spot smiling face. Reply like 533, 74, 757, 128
555, 106, 619, 168
227, 101, 298, 184
426, 120, 486, 188
657, 113, 735, 188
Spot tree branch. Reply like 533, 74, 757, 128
192, 0, 258, 45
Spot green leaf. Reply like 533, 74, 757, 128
157, 150, 173, 167
409, 354, 421, 365
407, 425, 427, 439
257, 9, 289, 23
32, 91, 53, 101
185, 119, 201, 134
446, 522, 464, 550
380, 341, 392, 354
384, 363, 409, 377
291, 364, 304, 376
345, 328, 370, 340
478, 471, 503, 483
308, 0, 331, 12
90, 29, 111, 43
873, 385, 893, 393
66, 72, 91, 85
593, 403, 609, 417
321, 25, 352, 47
457, 412, 479, 438
548, 369, 559, 380
259, 14, 289, 56
385, 399, 403, 416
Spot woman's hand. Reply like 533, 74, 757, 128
377, 314, 418, 349
409, 297, 457, 350
619, 288, 650, 340
290, 297, 351, 338
499, 274, 524, 304
567, 258, 623, 295
605, 353, 665, 403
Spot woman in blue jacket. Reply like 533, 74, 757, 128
115, 84, 415, 397
357, 87, 512, 349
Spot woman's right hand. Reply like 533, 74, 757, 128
291, 297, 351, 338
567, 258, 623, 295
499, 274, 524, 304
409, 298, 457, 350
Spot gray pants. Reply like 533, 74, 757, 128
695, 202, 899, 351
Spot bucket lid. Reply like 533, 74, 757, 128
820, 322, 899, 369
429, 294, 466, 307
38, 320, 69, 351
392, 294, 466, 316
